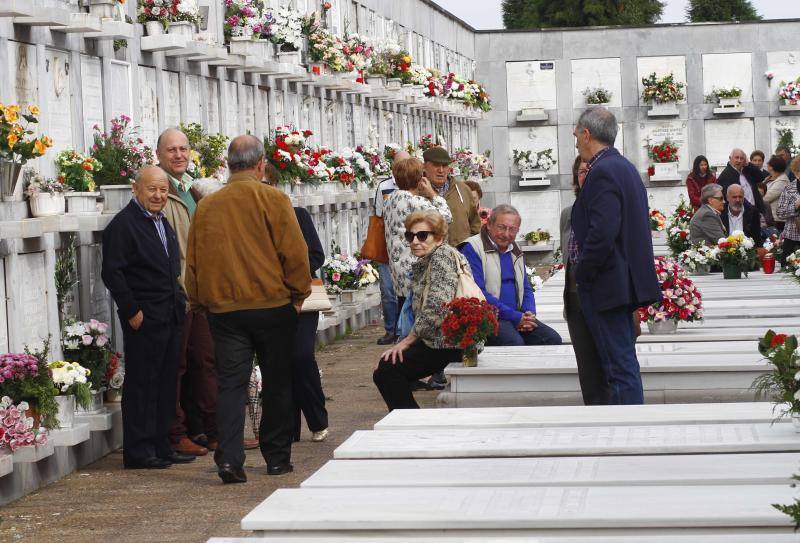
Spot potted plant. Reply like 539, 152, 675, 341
711, 230, 757, 279
62, 319, 113, 413
583, 86, 612, 105
649, 209, 666, 234
708, 86, 743, 108
752, 330, 800, 427
641, 72, 685, 115
453, 149, 493, 181
0, 397, 48, 452
223, 0, 267, 42
48, 360, 93, 428
136, 0, 170, 35
166, 0, 201, 37
677, 243, 716, 275
783, 248, 800, 284
271, 5, 304, 65
513, 148, 556, 185
322, 253, 362, 304
90, 115, 154, 214
523, 229, 552, 247
647, 138, 680, 179
525, 266, 544, 292
778, 77, 800, 107
0, 103, 52, 201
24, 171, 65, 217
761, 235, 782, 274
55, 149, 102, 215
441, 297, 499, 367
0, 349, 59, 431
665, 197, 694, 257
179, 122, 229, 181
636, 257, 703, 334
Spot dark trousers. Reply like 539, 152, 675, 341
208, 305, 297, 469
292, 311, 328, 437
170, 311, 218, 442
565, 291, 610, 405
486, 319, 562, 346
373, 339, 461, 410
121, 316, 182, 463
578, 288, 644, 405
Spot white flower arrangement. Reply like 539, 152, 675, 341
49, 361, 90, 393
677, 243, 717, 272
512, 149, 556, 171
525, 266, 544, 293
271, 5, 303, 51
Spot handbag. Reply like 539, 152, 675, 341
301, 279, 332, 313
453, 251, 485, 301
359, 215, 389, 264
396, 293, 415, 338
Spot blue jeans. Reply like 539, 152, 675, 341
578, 288, 644, 405
378, 263, 397, 335
486, 319, 563, 347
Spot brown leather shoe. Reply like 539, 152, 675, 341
243, 437, 260, 450
174, 436, 209, 456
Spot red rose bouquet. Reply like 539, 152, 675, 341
441, 297, 498, 366
637, 257, 703, 324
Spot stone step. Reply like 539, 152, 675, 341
303, 452, 798, 488
334, 423, 800, 459
212, 536, 800, 543
483, 341, 757, 356
240, 484, 796, 534
374, 402, 784, 430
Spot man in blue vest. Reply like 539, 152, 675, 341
460, 205, 562, 346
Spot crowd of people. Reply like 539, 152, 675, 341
686, 146, 800, 263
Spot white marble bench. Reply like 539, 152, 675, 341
303, 452, 798, 488
212, 536, 800, 543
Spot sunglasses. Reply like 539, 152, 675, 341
404, 230, 434, 243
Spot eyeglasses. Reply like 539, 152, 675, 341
709, 195, 723, 201
404, 230, 434, 243
492, 224, 520, 234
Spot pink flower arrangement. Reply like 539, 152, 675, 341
637, 257, 703, 324
0, 354, 38, 384
0, 397, 47, 451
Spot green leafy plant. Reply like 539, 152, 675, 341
583, 86, 612, 105
751, 330, 800, 419
641, 72, 686, 103
179, 123, 229, 180
524, 229, 551, 243
12, 338, 59, 430
773, 471, 800, 530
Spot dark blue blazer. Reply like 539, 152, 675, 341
101, 200, 185, 325
570, 147, 660, 312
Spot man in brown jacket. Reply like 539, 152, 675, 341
158, 128, 219, 458
185, 135, 311, 484
422, 146, 481, 246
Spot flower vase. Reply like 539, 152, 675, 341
29, 192, 65, 217
0, 160, 22, 201
462, 345, 478, 367
144, 20, 164, 36
647, 319, 678, 334
104, 389, 122, 403
76, 390, 104, 415
65, 192, 100, 215
722, 263, 742, 279
762, 256, 776, 274
55, 394, 75, 428
99, 185, 133, 214
25, 406, 41, 429
340, 289, 358, 304
792, 413, 800, 433
167, 21, 194, 38
691, 263, 710, 276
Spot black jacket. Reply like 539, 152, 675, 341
101, 200, 185, 324
294, 207, 324, 278
717, 163, 766, 214
721, 201, 762, 246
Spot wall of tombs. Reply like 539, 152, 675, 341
475, 20, 800, 245
0, 0, 478, 355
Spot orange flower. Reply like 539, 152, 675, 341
4, 108, 18, 123
81, 161, 93, 171
33, 139, 47, 155
41, 136, 53, 148
27, 104, 40, 116
6, 133, 18, 149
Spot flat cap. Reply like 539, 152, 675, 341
422, 146, 453, 164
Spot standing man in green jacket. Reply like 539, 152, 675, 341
422, 147, 481, 246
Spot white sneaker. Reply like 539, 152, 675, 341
311, 428, 329, 442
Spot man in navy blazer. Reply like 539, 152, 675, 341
102, 165, 191, 469
570, 107, 660, 404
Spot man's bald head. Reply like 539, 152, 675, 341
134, 165, 170, 213
727, 183, 744, 213
228, 135, 265, 173
393, 150, 411, 162
729, 148, 747, 171
156, 128, 190, 178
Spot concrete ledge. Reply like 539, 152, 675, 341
12, 441, 55, 463
75, 409, 114, 432
50, 423, 91, 447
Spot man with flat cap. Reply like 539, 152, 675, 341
423, 146, 481, 246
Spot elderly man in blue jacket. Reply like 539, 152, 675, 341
570, 107, 660, 405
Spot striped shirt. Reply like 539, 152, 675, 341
777, 180, 800, 242
132, 197, 169, 256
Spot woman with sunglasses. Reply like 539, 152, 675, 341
373, 210, 467, 410
383, 158, 452, 312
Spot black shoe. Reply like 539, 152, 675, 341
189, 433, 209, 448
410, 379, 435, 391
160, 451, 196, 464
377, 332, 397, 345
427, 371, 447, 390
267, 463, 294, 476
218, 463, 247, 484
124, 457, 172, 470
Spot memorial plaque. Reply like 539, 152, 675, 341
18, 253, 49, 352
647, 185, 689, 214
343, 102, 354, 147
44, 49, 72, 160
571, 58, 622, 108
8, 42, 38, 108
300, 96, 313, 132
704, 119, 754, 168
508, 126, 559, 174
353, 102, 363, 146
206, 78, 220, 133
509, 190, 562, 243
506, 60, 558, 111
138, 66, 159, 149
81, 55, 104, 151
185, 75, 202, 124
766, 51, 800, 102
224, 81, 239, 138
637, 120, 689, 171
165, 71, 181, 128
242, 85, 256, 135
702, 53, 752, 102
110, 60, 132, 120
636, 56, 687, 105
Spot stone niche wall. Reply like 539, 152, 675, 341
475, 20, 800, 232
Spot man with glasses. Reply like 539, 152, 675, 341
460, 204, 562, 346
689, 183, 727, 246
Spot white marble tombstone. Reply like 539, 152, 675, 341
647, 186, 690, 214
771, 118, 800, 154
353, 101, 364, 148
285, 91, 298, 128
44, 49, 72, 163
704, 119, 755, 168
300, 96, 313, 132
242, 85, 256, 136
185, 75, 203, 125
508, 126, 559, 175
637, 121, 689, 172
571, 58, 622, 108
109, 60, 132, 121
17, 253, 50, 352
165, 72, 181, 129
274, 92, 285, 127
343, 102, 355, 148
224, 81, 239, 138
509, 190, 562, 243
636, 56, 688, 105
206, 78, 221, 133
81, 55, 104, 151
765, 51, 800, 102
702, 53, 753, 103
324, 101, 335, 147
506, 60, 558, 112
138, 66, 159, 148
8, 42, 38, 109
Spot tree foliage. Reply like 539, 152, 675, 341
502, 0, 665, 29
686, 0, 761, 22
